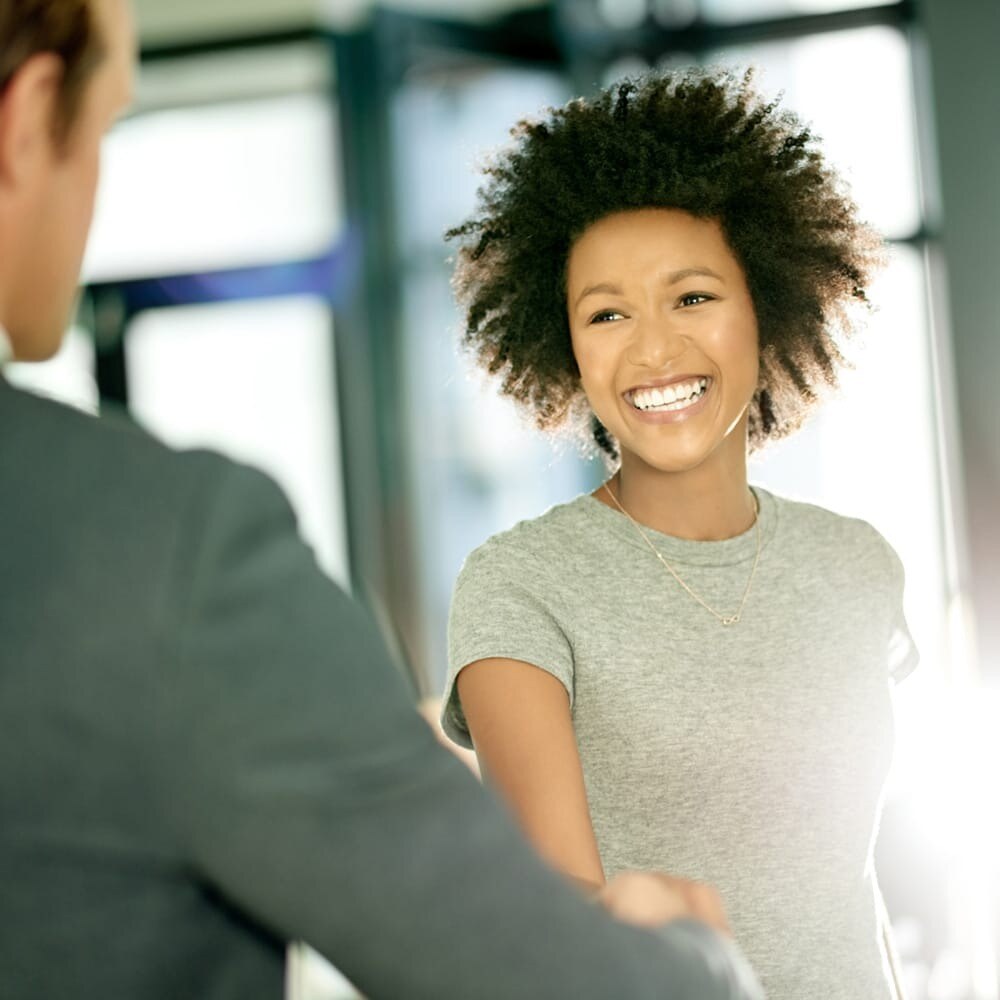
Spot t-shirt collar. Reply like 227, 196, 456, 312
580, 484, 778, 567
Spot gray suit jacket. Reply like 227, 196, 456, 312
0, 375, 761, 999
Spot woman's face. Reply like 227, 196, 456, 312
567, 208, 760, 478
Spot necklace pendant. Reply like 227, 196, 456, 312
722, 614, 740, 626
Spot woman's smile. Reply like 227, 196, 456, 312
624, 375, 712, 421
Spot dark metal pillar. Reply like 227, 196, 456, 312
917, 0, 1000, 681
331, 19, 424, 692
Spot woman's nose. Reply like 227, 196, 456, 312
627, 315, 687, 369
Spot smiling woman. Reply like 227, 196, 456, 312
441, 69, 917, 1000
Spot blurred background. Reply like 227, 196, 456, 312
7, 0, 998, 997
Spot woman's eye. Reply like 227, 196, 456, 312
589, 309, 624, 324
678, 293, 713, 308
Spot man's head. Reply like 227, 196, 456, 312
0, 0, 135, 361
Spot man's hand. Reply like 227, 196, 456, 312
599, 871, 732, 936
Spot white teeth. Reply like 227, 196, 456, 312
631, 378, 708, 412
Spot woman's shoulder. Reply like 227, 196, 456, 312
461, 494, 596, 575
767, 490, 894, 558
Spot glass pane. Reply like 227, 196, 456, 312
84, 94, 342, 282
710, 25, 921, 239
700, 0, 895, 23
393, 66, 570, 255
400, 261, 602, 692
392, 66, 602, 690
125, 296, 349, 587
750, 244, 945, 672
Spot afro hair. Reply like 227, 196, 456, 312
447, 68, 885, 459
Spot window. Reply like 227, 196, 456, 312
710, 25, 921, 239
392, 63, 602, 690
700, 0, 893, 23
85, 93, 342, 281
125, 296, 348, 585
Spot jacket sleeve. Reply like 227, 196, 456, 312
154, 457, 763, 1000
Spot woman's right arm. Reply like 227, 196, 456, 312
456, 656, 606, 891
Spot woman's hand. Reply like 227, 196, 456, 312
599, 871, 732, 936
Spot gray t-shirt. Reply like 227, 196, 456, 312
443, 487, 917, 1000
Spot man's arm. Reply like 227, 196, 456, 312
155, 458, 762, 1000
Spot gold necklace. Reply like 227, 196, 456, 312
602, 481, 762, 626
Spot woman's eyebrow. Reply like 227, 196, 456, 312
574, 282, 622, 308
573, 266, 725, 309
664, 266, 724, 285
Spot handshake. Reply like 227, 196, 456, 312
597, 871, 731, 935
597, 872, 762, 1000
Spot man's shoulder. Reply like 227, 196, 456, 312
0, 378, 271, 528
3, 379, 203, 471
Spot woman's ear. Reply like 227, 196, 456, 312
0, 53, 64, 189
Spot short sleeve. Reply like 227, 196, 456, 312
442, 540, 574, 749
877, 533, 919, 683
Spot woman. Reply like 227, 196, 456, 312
440, 70, 917, 1000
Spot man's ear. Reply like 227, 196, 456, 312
0, 53, 64, 189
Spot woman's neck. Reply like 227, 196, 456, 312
599, 448, 755, 542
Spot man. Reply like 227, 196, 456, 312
0, 2, 762, 998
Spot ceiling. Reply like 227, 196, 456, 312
134, 0, 548, 45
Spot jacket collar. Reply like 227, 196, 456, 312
0, 325, 12, 367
